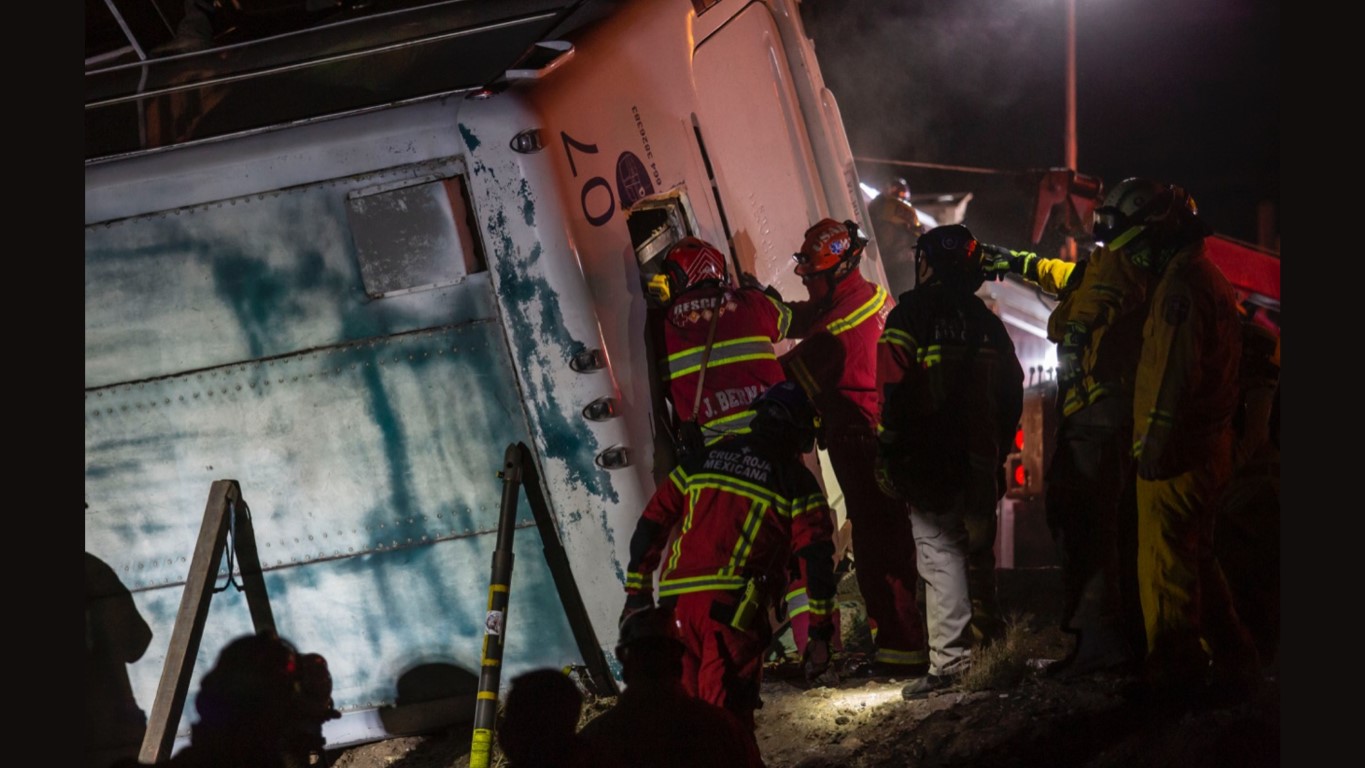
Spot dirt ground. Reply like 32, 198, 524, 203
327, 568, 1280, 768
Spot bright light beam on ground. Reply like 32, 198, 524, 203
826, 686, 905, 709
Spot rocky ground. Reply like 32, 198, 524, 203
327, 568, 1281, 768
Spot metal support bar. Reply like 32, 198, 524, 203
468, 442, 620, 767
138, 480, 276, 764
469, 445, 524, 768
514, 443, 618, 697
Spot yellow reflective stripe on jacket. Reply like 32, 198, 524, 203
788, 493, 825, 520
827, 285, 888, 336
788, 356, 819, 397
726, 501, 765, 574
658, 573, 749, 597
1060, 381, 1113, 417
624, 571, 648, 590
1091, 281, 1127, 301
766, 293, 793, 339
657, 469, 812, 596
783, 588, 833, 618
1147, 408, 1175, 428
685, 473, 780, 507
807, 597, 834, 617
879, 327, 916, 351
668, 466, 688, 491
665, 485, 696, 575
666, 336, 778, 380
701, 408, 758, 441
663, 471, 778, 577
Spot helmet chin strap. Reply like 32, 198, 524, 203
1116, 222, 1189, 274
1107, 224, 1147, 251
1130, 244, 1176, 274
915, 257, 934, 287
804, 262, 857, 303
802, 272, 835, 303
1110, 224, 1168, 271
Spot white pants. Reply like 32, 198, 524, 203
909, 505, 973, 676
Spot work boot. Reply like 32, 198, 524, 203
1205, 640, 1264, 708
842, 651, 927, 680
1046, 622, 1136, 679
901, 672, 960, 700
1139, 633, 1214, 712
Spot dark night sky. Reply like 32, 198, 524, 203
800, 0, 1280, 250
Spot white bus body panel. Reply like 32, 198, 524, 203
84, 0, 872, 751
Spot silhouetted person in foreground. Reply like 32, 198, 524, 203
498, 668, 592, 768
163, 631, 340, 768
87, 550, 153, 768
579, 607, 763, 768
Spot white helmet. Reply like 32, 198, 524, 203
1093, 177, 1200, 250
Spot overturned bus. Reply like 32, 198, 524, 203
84, 0, 885, 761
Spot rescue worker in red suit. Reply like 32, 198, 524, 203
652, 237, 791, 452
1096, 178, 1262, 704
579, 607, 763, 768
780, 218, 929, 677
620, 382, 836, 749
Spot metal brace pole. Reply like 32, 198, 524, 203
468, 442, 622, 765
469, 445, 524, 768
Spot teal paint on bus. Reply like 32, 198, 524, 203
85, 171, 588, 728
459, 124, 481, 152
518, 177, 536, 227
482, 207, 617, 513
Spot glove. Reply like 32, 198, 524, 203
979, 243, 1031, 281
979, 243, 1018, 280
874, 452, 902, 500
740, 271, 785, 303
803, 624, 837, 685
1057, 344, 1082, 388
619, 591, 655, 630
1057, 323, 1088, 389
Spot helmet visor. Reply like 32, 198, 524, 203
1093, 206, 1128, 243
